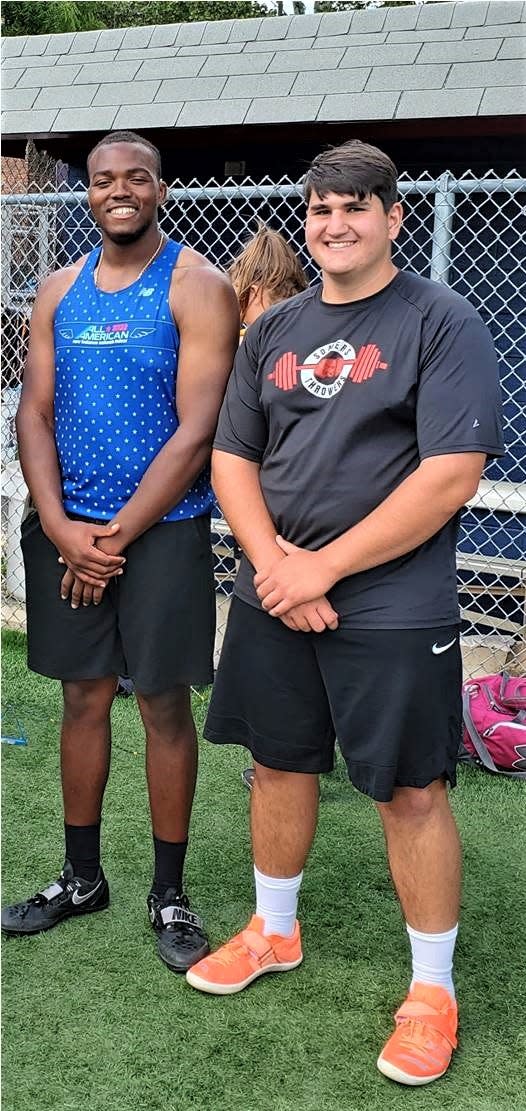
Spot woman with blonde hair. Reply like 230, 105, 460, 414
228, 223, 308, 333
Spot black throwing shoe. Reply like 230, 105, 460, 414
147, 889, 209, 973
241, 767, 255, 790
1, 860, 109, 936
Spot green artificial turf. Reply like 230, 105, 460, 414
2, 628, 525, 1111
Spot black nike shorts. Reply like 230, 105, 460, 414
21, 511, 215, 694
205, 597, 462, 802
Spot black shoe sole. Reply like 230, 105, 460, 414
1, 895, 110, 937
156, 941, 210, 975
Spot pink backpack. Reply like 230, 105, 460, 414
460, 672, 526, 780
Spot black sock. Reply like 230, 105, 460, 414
64, 822, 101, 882
152, 836, 188, 899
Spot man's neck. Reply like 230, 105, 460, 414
100, 225, 162, 270
321, 261, 398, 305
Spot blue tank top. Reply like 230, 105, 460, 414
53, 238, 214, 522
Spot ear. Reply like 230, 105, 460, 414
158, 179, 168, 205
388, 201, 403, 242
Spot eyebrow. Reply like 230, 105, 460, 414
91, 166, 154, 178
309, 199, 370, 211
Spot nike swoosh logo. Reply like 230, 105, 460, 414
71, 881, 102, 906
432, 639, 457, 655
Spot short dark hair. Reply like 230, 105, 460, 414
87, 130, 162, 179
303, 140, 398, 213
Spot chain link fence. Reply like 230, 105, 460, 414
2, 166, 525, 680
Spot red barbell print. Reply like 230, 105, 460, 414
268, 344, 388, 390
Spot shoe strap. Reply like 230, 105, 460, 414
38, 881, 65, 902
395, 1000, 458, 1049
240, 928, 276, 965
160, 904, 202, 929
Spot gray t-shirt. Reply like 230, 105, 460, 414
214, 270, 504, 629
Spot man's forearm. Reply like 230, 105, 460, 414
16, 407, 67, 539
212, 451, 283, 571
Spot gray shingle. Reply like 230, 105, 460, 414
95, 29, 126, 51
202, 20, 235, 44
176, 22, 206, 47
417, 39, 502, 63
386, 29, 466, 43
451, 1, 488, 26
342, 43, 420, 68
122, 26, 154, 50
314, 32, 387, 49
484, 1, 523, 24
22, 35, 50, 56
2, 88, 39, 110
383, 5, 419, 31
177, 43, 244, 56
416, 1, 455, 29
465, 22, 526, 36
224, 73, 294, 99
149, 24, 181, 48
177, 98, 249, 127
52, 105, 118, 131
245, 95, 322, 124
1, 69, 24, 89
136, 56, 205, 81
45, 32, 76, 55
244, 37, 314, 54
76, 60, 141, 85
33, 85, 99, 110
291, 68, 369, 97
156, 76, 226, 102
268, 47, 343, 72
348, 8, 386, 33
2, 108, 58, 133
92, 81, 160, 107
257, 16, 291, 40
70, 31, 101, 53
1, 36, 25, 57
446, 58, 523, 86
55, 51, 116, 66
498, 35, 526, 57
114, 102, 183, 129
200, 52, 273, 77
3, 55, 59, 69
480, 83, 526, 112
18, 65, 80, 88
366, 63, 450, 92
228, 18, 263, 43
318, 90, 397, 121
318, 12, 353, 37
396, 87, 484, 117
287, 15, 321, 38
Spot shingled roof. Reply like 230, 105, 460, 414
2, 1, 525, 137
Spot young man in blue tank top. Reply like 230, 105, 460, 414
2, 131, 239, 974
184, 141, 504, 1085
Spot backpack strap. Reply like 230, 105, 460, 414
462, 688, 526, 780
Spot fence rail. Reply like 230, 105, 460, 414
2, 169, 525, 680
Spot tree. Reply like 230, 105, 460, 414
2, 1, 271, 37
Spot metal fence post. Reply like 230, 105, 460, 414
430, 171, 456, 285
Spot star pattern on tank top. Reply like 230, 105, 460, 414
54, 240, 213, 522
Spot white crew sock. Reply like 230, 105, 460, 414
407, 922, 458, 999
254, 865, 303, 938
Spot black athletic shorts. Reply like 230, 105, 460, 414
205, 597, 462, 802
21, 510, 215, 694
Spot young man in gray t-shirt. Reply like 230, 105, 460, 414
185, 141, 504, 1086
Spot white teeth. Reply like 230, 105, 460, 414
327, 241, 355, 249
111, 207, 136, 215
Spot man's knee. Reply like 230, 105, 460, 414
62, 677, 115, 724
377, 778, 449, 826
138, 687, 193, 738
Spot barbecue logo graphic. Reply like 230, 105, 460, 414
268, 340, 388, 398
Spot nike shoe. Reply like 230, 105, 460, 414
1, 860, 109, 936
377, 983, 458, 1085
186, 914, 303, 995
147, 889, 209, 973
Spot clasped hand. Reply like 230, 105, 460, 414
55, 519, 126, 608
254, 536, 338, 632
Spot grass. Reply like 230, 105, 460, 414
2, 628, 526, 1111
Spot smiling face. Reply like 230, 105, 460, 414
305, 189, 403, 300
87, 142, 167, 245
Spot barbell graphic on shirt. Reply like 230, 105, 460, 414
268, 344, 388, 391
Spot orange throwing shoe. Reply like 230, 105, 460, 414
377, 983, 458, 1086
185, 914, 302, 995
